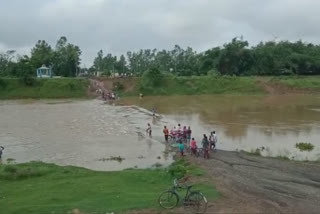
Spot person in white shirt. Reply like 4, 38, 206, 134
209, 131, 218, 150
146, 123, 152, 137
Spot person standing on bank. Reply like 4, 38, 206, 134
0, 146, 4, 159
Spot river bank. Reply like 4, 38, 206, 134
1, 76, 320, 99
99, 75, 320, 97
0, 78, 88, 99
0, 159, 219, 214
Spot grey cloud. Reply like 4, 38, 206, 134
0, 0, 319, 66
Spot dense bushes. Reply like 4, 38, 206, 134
0, 78, 7, 88
20, 75, 37, 86
139, 68, 164, 90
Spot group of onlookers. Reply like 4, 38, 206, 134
162, 124, 218, 159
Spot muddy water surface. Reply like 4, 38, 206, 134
0, 100, 173, 170
1, 94, 320, 170
119, 95, 320, 161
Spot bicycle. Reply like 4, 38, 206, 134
158, 179, 208, 214
190, 147, 204, 158
197, 148, 205, 158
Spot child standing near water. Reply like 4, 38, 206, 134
179, 141, 185, 157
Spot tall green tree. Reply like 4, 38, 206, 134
30, 40, 53, 69
53, 36, 81, 77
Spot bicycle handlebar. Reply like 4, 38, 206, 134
173, 179, 193, 189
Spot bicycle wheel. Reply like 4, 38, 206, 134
158, 191, 179, 209
186, 191, 208, 214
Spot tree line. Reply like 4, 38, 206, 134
92, 38, 320, 76
1, 37, 320, 77
0, 36, 81, 77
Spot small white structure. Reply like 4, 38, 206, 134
37, 65, 52, 78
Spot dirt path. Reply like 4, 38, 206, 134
88, 79, 112, 98
188, 151, 320, 214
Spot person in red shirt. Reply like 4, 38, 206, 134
163, 126, 169, 142
190, 138, 197, 156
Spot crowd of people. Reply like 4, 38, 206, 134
146, 123, 218, 159
93, 80, 116, 101
99, 89, 116, 101
165, 124, 217, 159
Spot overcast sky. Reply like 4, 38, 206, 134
0, 0, 319, 66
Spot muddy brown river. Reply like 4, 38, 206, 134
0, 99, 173, 170
0, 94, 320, 171
119, 94, 320, 161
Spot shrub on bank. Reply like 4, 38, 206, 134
139, 68, 164, 89
20, 75, 37, 86
295, 142, 315, 152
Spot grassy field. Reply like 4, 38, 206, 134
1, 75, 319, 99
0, 78, 88, 99
0, 160, 219, 214
271, 76, 320, 89
120, 76, 265, 96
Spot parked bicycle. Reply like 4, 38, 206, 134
158, 179, 208, 213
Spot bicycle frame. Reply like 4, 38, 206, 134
169, 181, 194, 203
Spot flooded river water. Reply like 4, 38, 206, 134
1, 94, 320, 171
119, 94, 320, 161
0, 100, 173, 170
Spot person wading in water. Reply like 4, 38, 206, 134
146, 123, 152, 137
163, 126, 169, 142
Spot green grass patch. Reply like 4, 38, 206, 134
168, 159, 206, 178
120, 75, 265, 96
275, 155, 291, 161
295, 142, 315, 152
0, 161, 218, 214
246, 148, 262, 156
0, 78, 88, 99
